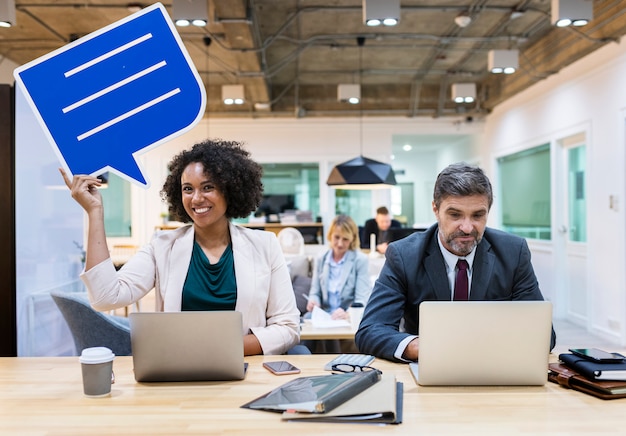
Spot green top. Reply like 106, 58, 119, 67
181, 240, 237, 311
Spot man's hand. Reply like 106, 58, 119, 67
402, 337, 420, 361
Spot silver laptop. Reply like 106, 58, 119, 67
413, 301, 552, 386
129, 311, 246, 382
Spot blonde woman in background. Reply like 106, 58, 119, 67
305, 214, 370, 353
306, 215, 371, 318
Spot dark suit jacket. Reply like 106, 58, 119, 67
355, 224, 556, 362
360, 218, 402, 249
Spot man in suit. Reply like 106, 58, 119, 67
361, 206, 401, 254
355, 162, 556, 362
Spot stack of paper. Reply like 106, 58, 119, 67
311, 306, 350, 328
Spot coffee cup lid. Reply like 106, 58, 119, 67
79, 347, 115, 364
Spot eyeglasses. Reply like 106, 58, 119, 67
331, 363, 382, 374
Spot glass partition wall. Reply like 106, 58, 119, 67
498, 144, 551, 240
234, 163, 321, 224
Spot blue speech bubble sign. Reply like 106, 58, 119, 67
13, 3, 206, 188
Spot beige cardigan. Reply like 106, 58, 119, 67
81, 222, 300, 355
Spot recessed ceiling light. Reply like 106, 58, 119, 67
127, 3, 142, 13
454, 13, 472, 28
254, 102, 271, 110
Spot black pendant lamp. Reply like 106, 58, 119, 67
326, 37, 396, 190
327, 156, 396, 189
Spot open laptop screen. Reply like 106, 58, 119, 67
129, 311, 245, 382
415, 301, 552, 386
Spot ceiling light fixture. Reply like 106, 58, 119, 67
327, 37, 396, 190
126, 3, 143, 14
551, 0, 592, 27
254, 102, 271, 111
0, 0, 16, 28
454, 12, 472, 28
338, 84, 360, 104
172, 0, 208, 27
488, 49, 519, 74
222, 84, 244, 105
510, 10, 525, 20
362, 0, 400, 27
451, 83, 476, 104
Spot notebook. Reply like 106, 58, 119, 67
129, 311, 246, 382
413, 301, 552, 386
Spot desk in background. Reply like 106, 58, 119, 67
110, 245, 139, 270
1, 354, 624, 434
299, 322, 356, 341
156, 222, 325, 244
241, 222, 323, 244
299, 307, 363, 341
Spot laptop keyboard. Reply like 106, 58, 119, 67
324, 354, 375, 371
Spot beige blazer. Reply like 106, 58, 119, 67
81, 222, 300, 355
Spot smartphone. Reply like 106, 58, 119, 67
262, 361, 301, 375
569, 348, 623, 363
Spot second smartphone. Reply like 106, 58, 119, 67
569, 348, 624, 363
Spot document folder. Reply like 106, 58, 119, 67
281, 374, 402, 424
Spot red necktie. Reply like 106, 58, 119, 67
454, 259, 469, 301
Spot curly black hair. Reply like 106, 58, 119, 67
160, 139, 263, 222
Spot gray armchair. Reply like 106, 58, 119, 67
50, 291, 132, 356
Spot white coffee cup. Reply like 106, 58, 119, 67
79, 347, 115, 397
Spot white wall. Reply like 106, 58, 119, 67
391, 133, 481, 226
0, 56, 17, 84
483, 37, 626, 345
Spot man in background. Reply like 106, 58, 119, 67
361, 206, 401, 254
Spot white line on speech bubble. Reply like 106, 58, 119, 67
77, 88, 180, 141
64, 33, 153, 78
63, 60, 167, 113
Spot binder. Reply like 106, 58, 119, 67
241, 370, 380, 414
281, 373, 403, 424
559, 353, 626, 381
548, 363, 626, 400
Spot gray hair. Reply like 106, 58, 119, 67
433, 162, 493, 209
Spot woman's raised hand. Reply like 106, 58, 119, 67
58, 168, 104, 213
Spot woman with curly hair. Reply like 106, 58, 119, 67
60, 139, 300, 355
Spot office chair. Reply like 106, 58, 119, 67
50, 291, 132, 356
277, 227, 306, 257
